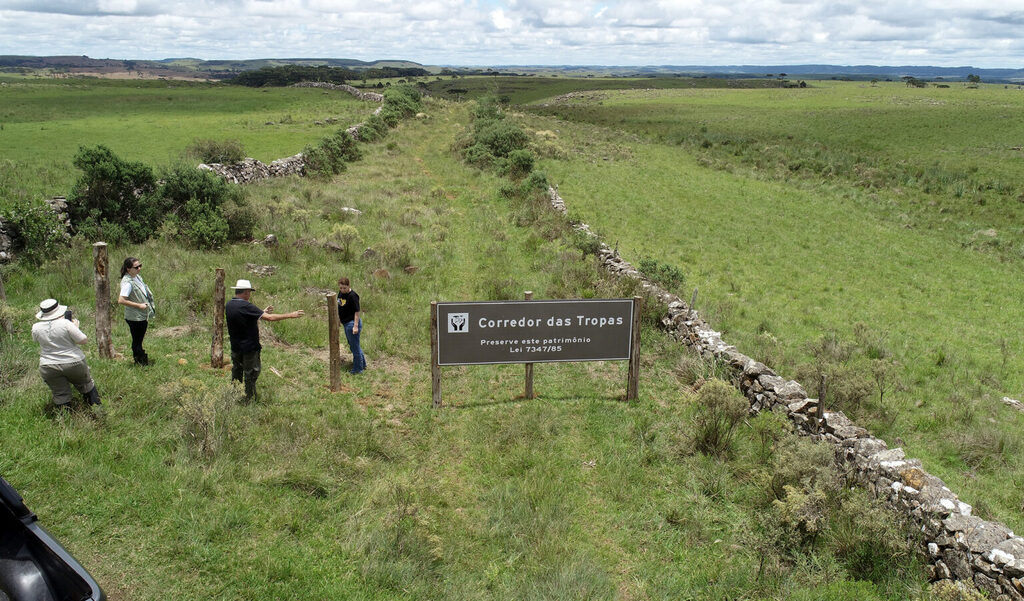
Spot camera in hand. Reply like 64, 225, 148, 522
64, 309, 73, 321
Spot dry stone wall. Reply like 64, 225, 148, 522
291, 82, 384, 102
547, 185, 1024, 601
201, 82, 386, 183
197, 154, 305, 184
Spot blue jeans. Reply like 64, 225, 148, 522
344, 320, 366, 373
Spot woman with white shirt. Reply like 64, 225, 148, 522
31, 298, 101, 410
117, 256, 155, 366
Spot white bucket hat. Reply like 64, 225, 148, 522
36, 298, 67, 321
231, 279, 255, 291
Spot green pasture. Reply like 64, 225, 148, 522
526, 82, 1024, 531
0, 90, 933, 599
422, 75, 781, 105
529, 81, 1024, 259
0, 79, 375, 205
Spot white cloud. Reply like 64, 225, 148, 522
0, 0, 1020, 66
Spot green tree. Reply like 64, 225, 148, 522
67, 145, 160, 243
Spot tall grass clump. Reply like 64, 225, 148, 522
185, 138, 246, 165
691, 378, 749, 457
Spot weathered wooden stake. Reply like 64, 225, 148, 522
689, 287, 698, 316
92, 242, 114, 359
327, 293, 342, 392
0, 268, 12, 335
211, 268, 225, 367
626, 296, 642, 401
430, 301, 442, 408
524, 290, 535, 400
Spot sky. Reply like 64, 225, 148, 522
1, 0, 1022, 68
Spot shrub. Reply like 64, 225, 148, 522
463, 143, 494, 168
161, 164, 237, 209
222, 196, 261, 241
767, 434, 840, 502
823, 489, 922, 583
330, 223, 362, 260
67, 145, 161, 243
638, 257, 685, 291
691, 378, 749, 457
522, 170, 549, 191
571, 229, 602, 260
304, 130, 361, 178
356, 114, 387, 142
1, 199, 67, 263
473, 119, 530, 158
185, 138, 246, 164
180, 198, 229, 249
504, 149, 535, 178
472, 95, 504, 121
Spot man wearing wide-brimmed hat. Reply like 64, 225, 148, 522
225, 279, 304, 401
30, 298, 101, 411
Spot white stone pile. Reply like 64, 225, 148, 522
547, 186, 1024, 601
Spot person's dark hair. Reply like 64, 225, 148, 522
338, 277, 351, 287
120, 257, 140, 278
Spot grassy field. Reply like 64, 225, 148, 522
524, 81, 1024, 532
0, 78, 375, 206
0, 83, 935, 599
421, 75, 783, 105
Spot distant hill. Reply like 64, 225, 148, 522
1, 55, 1021, 83
0, 55, 429, 80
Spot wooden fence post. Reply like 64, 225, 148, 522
92, 242, 114, 359
524, 291, 535, 399
327, 293, 342, 392
431, 301, 441, 408
626, 296, 642, 401
211, 268, 225, 367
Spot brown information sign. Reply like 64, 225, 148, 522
436, 299, 635, 366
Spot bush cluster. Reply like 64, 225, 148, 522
59, 145, 262, 250
460, 95, 540, 180
1, 199, 66, 263
67, 145, 162, 243
303, 129, 362, 178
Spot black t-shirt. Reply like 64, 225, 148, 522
337, 290, 360, 324
226, 297, 264, 352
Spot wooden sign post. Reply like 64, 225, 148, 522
524, 291, 534, 399
211, 268, 225, 368
430, 301, 441, 407
92, 242, 114, 359
327, 293, 342, 392
626, 296, 642, 401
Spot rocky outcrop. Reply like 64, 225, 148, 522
547, 185, 1024, 600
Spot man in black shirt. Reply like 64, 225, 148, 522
226, 279, 304, 401
337, 277, 366, 374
